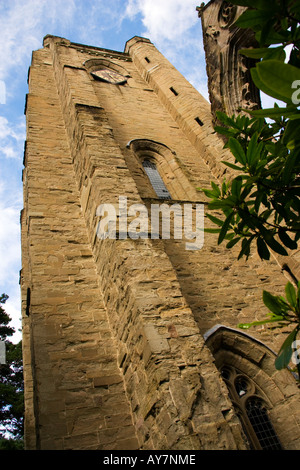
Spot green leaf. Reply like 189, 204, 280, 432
238, 236, 254, 260
246, 132, 260, 167
263, 290, 285, 315
228, 137, 246, 165
204, 228, 221, 234
206, 213, 224, 227
257, 237, 270, 260
259, 19, 278, 46
221, 161, 244, 171
255, 28, 290, 46
201, 188, 217, 199
240, 46, 285, 61
226, 237, 240, 249
283, 120, 300, 149
215, 111, 236, 128
287, 113, 300, 121
240, 183, 253, 201
249, 106, 300, 119
255, 60, 300, 105
231, 0, 278, 9
218, 211, 234, 245
289, 2, 300, 21
263, 46, 286, 61
211, 181, 221, 197
285, 282, 297, 309
221, 178, 229, 197
238, 315, 287, 330
214, 126, 237, 138
239, 47, 272, 59
229, 0, 258, 7
234, 8, 272, 29
251, 67, 289, 104
231, 176, 243, 198
254, 190, 266, 213
208, 200, 235, 210
263, 233, 288, 256
202, 181, 222, 199
278, 229, 298, 250
275, 327, 299, 370
250, 117, 267, 135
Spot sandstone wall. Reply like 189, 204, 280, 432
21, 34, 300, 450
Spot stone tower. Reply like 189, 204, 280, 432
21, 34, 300, 451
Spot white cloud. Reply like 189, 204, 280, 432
0, 116, 25, 159
123, 0, 208, 100
0, 196, 22, 340
125, 0, 198, 41
0, 205, 20, 286
0, 116, 24, 142
0, 116, 24, 340
0, 0, 77, 81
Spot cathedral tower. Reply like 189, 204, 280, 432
21, 34, 300, 450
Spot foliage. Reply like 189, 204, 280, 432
239, 281, 300, 375
0, 294, 15, 341
0, 294, 24, 446
0, 437, 24, 450
199, 0, 300, 373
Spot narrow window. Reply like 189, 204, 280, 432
220, 366, 282, 450
195, 117, 204, 127
26, 287, 31, 317
170, 87, 178, 96
142, 159, 171, 200
246, 398, 282, 450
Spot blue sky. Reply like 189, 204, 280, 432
0, 0, 211, 342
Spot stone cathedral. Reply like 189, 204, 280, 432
21, 0, 300, 450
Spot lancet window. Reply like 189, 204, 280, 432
142, 159, 171, 200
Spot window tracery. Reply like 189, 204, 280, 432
220, 365, 282, 450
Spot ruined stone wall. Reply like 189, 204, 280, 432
21, 35, 300, 451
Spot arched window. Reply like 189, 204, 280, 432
142, 159, 171, 200
126, 139, 195, 201
202, 325, 300, 450
220, 365, 282, 450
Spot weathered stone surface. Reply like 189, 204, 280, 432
21, 33, 300, 451
199, 0, 261, 124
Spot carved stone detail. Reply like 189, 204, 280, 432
199, 0, 261, 125
218, 1, 237, 28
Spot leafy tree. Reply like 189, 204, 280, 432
200, 0, 300, 374
0, 294, 24, 448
